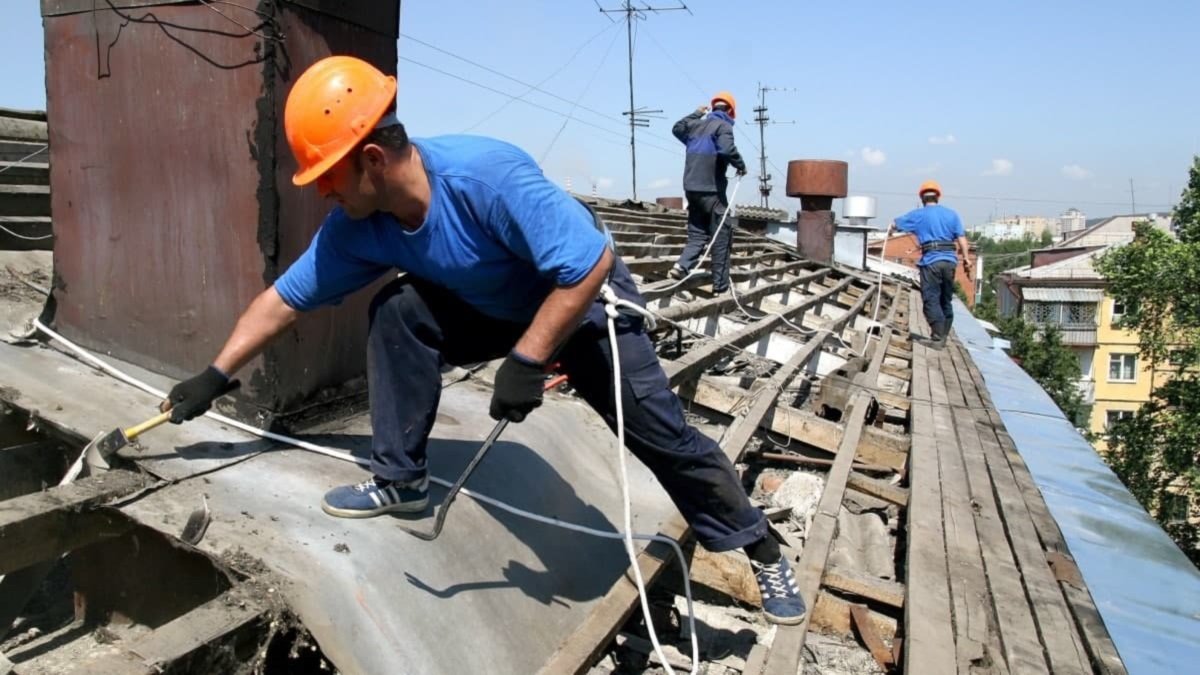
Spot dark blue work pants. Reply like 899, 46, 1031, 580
365, 259, 767, 552
676, 191, 733, 292
919, 259, 957, 336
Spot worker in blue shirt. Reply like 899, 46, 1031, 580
159, 57, 805, 625
893, 180, 973, 346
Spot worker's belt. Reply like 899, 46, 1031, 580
920, 240, 957, 253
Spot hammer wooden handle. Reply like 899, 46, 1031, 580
123, 411, 173, 441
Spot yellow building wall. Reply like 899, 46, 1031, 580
1090, 294, 1164, 448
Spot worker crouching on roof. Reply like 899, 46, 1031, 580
893, 180, 972, 347
668, 92, 747, 293
159, 57, 805, 625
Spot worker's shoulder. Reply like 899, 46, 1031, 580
414, 135, 534, 180
929, 204, 962, 221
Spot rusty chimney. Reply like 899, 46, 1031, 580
786, 160, 848, 263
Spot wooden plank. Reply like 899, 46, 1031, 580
74, 589, 267, 674
762, 392, 874, 675
754, 451, 892, 475
952, 404, 1048, 673
851, 603, 896, 668
846, 472, 908, 507
0, 470, 148, 575
640, 260, 815, 301
662, 547, 759, 607
810, 591, 898, 641
655, 271, 828, 322
823, 564, 905, 609
929, 349, 1000, 672
903, 344, 956, 675
538, 520, 690, 674
718, 331, 830, 457
976, 409, 1091, 674
679, 377, 909, 471
952, 344, 1127, 674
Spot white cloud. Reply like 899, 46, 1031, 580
649, 177, 672, 189
860, 147, 887, 166
928, 134, 957, 145
1061, 164, 1092, 180
983, 158, 1013, 176
595, 177, 614, 190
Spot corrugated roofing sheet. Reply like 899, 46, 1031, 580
1021, 287, 1105, 302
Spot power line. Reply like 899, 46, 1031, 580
859, 187, 1173, 209
402, 31, 626, 130
459, 22, 619, 132
540, 25, 624, 163
398, 55, 679, 156
596, 1, 690, 200
640, 24, 791, 192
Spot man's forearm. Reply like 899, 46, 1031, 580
514, 247, 614, 364
212, 286, 300, 375
957, 236, 972, 269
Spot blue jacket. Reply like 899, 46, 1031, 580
672, 109, 746, 194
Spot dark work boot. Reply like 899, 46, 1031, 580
925, 320, 946, 349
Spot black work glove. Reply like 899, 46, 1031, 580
736, 166, 748, 177
490, 353, 546, 423
162, 366, 237, 423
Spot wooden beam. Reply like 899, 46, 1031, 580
679, 377, 908, 471
822, 564, 905, 609
73, 589, 267, 674
663, 279, 854, 385
0, 470, 148, 575
640, 260, 814, 302
851, 603, 896, 669
718, 331, 830, 457
846, 472, 908, 507
762, 391, 874, 675
655, 271, 828, 323
662, 547, 759, 607
754, 452, 892, 475
809, 590, 898, 642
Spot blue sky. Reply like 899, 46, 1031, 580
4, 0, 1197, 225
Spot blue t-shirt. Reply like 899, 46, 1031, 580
893, 204, 965, 267
274, 135, 608, 323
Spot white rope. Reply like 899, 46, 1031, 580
0, 144, 48, 174
600, 285, 699, 674
33, 316, 701, 671
655, 176, 744, 293
0, 224, 53, 241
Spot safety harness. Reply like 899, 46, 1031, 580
920, 240, 958, 253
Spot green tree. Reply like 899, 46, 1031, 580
1096, 155, 1200, 566
1040, 229, 1054, 247
997, 317, 1089, 427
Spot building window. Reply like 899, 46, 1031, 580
1105, 409, 1134, 431
1162, 492, 1191, 525
1066, 302, 1097, 325
1112, 298, 1136, 323
1108, 354, 1137, 382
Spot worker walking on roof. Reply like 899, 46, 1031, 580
160, 57, 805, 625
893, 180, 972, 346
668, 92, 748, 293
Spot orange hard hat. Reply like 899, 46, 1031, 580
285, 56, 397, 186
711, 91, 736, 119
918, 179, 942, 198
